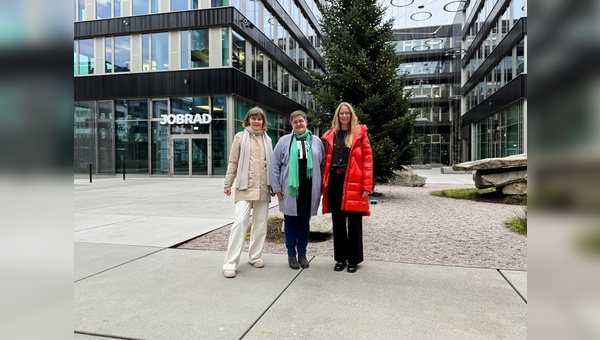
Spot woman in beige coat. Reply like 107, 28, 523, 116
223, 107, 273, 278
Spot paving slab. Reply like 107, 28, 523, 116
75, 242, 162, 281
500, 270, 528, 302
74, 249, 300, 340
74, 214, 142, 232
75, 177, 277, 246
244, 257, 526, 340
74, 215, 232, 247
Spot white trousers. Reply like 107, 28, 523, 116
223, 200, 269, 270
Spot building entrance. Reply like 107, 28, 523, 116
171, 136, 211, 176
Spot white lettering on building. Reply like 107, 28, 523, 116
159, 113, 212, 125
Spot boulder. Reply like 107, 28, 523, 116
452, 154, 527, 194
474, 169, 528, 189
452, 153, 527, 171
389, 165, 426, 187
500, 181, 528, 195
309, 213, 333, 234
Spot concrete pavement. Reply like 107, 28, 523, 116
74, 169, 526, 339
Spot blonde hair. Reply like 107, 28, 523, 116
242, 106, 268, 131
331, 102, 358, 147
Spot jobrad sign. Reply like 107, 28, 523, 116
159, 113, 212, 125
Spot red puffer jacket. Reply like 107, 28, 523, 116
321, 124, 373, 216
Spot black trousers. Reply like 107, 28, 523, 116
328, 171, 364, 265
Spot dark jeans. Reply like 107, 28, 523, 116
328, 171, 364, 265
283, 199, 311, 257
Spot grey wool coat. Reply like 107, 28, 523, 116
270, 132, 325, 216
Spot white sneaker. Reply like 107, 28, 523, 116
250, 259, 264, 268
223, 269, 236, 278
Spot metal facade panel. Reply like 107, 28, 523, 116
460, 74, 526, 127
74, 69, 306, 114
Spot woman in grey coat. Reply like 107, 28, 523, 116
270, 110, 325, 270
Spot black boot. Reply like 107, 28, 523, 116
298, 255, 309, 268
334, 261, 346, 271
288, 256, 300, 270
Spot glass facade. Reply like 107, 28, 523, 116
474, 101, 524, 159
75, 96, 293, 176
74, 0, 323, 176
462, 0, 527, 161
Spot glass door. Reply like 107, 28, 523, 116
171, 136, 210, 176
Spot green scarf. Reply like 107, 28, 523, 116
288, 130, 313, 197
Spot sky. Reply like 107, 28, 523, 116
380, 0, 463, 30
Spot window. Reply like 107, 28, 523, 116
264, 10, 274, 41
77, 39, 95, 75
277, 23, 286, 51
222, 27, 230, 66
94, 0, 121, 19
232, 30, 246, 72
105, 38, 113, 73
132, 0, 158, 15
252, 45, 264, 82
212, 0, 229, 6
271, 60, 280, 91
97, 0, 112, 19
106, 36, 131, 73
171, 0, 188, 11
115, 99, 149, 174
246, 0, 258, 23
143, 32, 169, 71
181, 31, 189, 68
191, 29, 209, 67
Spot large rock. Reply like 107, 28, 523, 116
389, 165, 426, 187
501, 181, 528, 195
309, 213, 333, 234
452, 153, 527, 171
474, 169, 528, 189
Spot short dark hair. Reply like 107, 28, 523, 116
290, 110, 307, 123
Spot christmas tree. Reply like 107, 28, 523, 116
308, 0, 416, 183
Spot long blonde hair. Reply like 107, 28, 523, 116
242, 106, 268, 131
331, 102, 358, 147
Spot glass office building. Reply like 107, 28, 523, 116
74, 0, 324, 176
459, 0, 527, 161
394, 25, 459, 165
394, 0, 526, 164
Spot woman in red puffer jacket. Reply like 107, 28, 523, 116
321, 102, 373, 273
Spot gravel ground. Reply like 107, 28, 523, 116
178, 183, 527, 271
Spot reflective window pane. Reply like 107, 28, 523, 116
142, 34, 150, 71
98, 101, 115, 173
222, 27, 230, 66
212, 0, 229, 6
97, 0, 112, 19
116, 99, 148, 120
132, 0, 149, 15
114, 36, 130, 72
74, 101, 96, 172
191, 29, 209, 67
151, 32, 169, 70
105, 37, 113, 73
171, 0, 188, 11
181, 31, 189, 68
211, 96, 228, 175
78, 39, 94, 75
151, 121, 170, 174
232, 30, 245, 72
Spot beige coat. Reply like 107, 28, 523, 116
224, 131, 272, 203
